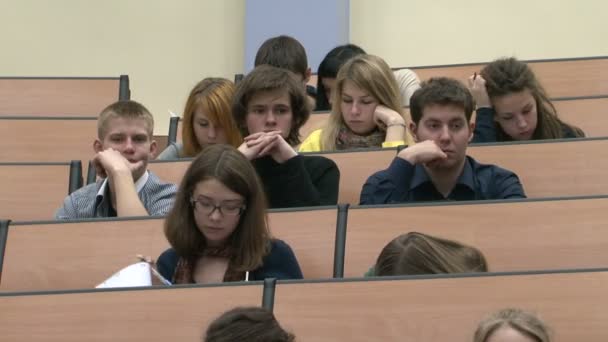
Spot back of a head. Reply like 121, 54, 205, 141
315, 44, 366, 110
474, 308, 551, 342
97, 100, 154, 139
254, 35, 308, 79
375, 232, 488, 276
409, 77, 475, 125
204, 307, 295, 342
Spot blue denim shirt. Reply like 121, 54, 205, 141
360, 156, 526, 204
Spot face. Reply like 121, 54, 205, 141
95, 117, 156, 180
322, 77, 337, 105
191, 178, 246, 247
492, 89, 538, 140
411, 104, 473, 170
486, 326, 538, 342
340, 80, 378, 135
245, 90, 293, 138
192, 107, 228, 147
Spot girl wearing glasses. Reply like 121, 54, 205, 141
156, 144, 303, 284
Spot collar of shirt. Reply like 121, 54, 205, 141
96, 170, 150, 202
410, 156, 475, 193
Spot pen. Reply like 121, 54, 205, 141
136, 255, 172, 286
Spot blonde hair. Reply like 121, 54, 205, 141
319, 54, 408, 151
181, 78, 242, 157
97, 100, 154, 139
474, 308, 551, 342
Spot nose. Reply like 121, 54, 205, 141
516, 115, 528, 129
350, 101, 360, 116
123, 138, 135, 153
209, 206, 223, 221
438, 125, 451, 142
265, 110, 277, 126
207, 124, 216, 139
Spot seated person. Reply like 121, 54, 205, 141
204, 306, 295, 342
468, 57, 585, 142
157, 144, 303, 283
365, 232, 488, 276
315, 44, 420, 110
254, 35, 316, 108
360, 77, 526, 204
157, 78, 241, 159
55, 100, 177, 219
232, 65, 339, 208
474, 308, 551, 342
299, 54, 413, 152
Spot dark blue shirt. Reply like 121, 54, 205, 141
360, 156, 526, 204
157, 239, 303, 283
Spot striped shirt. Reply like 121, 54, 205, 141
55, 171, 177, 219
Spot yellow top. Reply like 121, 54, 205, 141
299, 129, 410, 153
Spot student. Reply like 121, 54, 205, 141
474, 308, 551, 342
469, 57, 585, 142
204, 306, 295, 342
55, 100, 177, 219
299, 54, 414, 152
232, 64, 339, 208
316, 44, 420, 110
254, 35, 316, 107
157, 78, 241, 159
365, 232, 488, 276
360, 77, 526, 204
157, 144, 303, 283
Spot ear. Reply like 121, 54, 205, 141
304, 67, 312, 84
149, 139, 158, 158
93, 139, 104, 153
409, 122, 419, 143
468, 122, 475, 143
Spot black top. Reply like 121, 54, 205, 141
253, 155, 339, 208
157, 239, 304, 283
360, 156, 526, 204
472, 107, 582, 143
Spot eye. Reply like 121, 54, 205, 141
221, 204, 243, 214
342, 98, 353, 104
133, 135, 147, 143
110, 136, 124, 143
198, 121, 209, 127
450, 122, 463, 130
501, 115, 514, 121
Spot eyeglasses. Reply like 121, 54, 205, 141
191, 198, 246, 217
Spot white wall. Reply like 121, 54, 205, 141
0, 0, 245, 135
350, 0, 608, 67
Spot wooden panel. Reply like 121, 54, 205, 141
0, 284, 261, 342
269, 209, 337, 279
554, 97, 608, 138
308, 149, 397, 205
0, 118, 96, 163
468, 139, 608, 198
274, 271, 608, 341
344, 197, 608, 277
0, 164, 71, 221
147, 160, 191, 185
0, 78, 119, 116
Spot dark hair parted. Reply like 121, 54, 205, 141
474, 308, 551, 342
409, 77, 475, 125
164, 144, 270, 272
481, 57, 584, 140
232, 65, 310, 145
315, 44, 367, 110
254, 35, 308, 79
375, 232, 488, 276
204, 306, 295, 342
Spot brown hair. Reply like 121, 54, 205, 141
320, 54, 410, 150
254, 35, 308, 79
164, 144, 270, 272
481, 57, 584, 140
204, 307, 295, 342
97, 100, 154, 139
181, 78, 242, 157
232, 65, 310, 145
375, 232, 488, 276
409, 77, 475, 125
474, 308, 551, 342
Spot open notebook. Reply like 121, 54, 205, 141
96, 262, 172, 288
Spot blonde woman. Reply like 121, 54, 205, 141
299, 54, 414, 152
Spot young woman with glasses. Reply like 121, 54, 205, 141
156, 144, 303, 284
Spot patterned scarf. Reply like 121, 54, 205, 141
335, 123, 386, 150
172, 246, 246, 284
